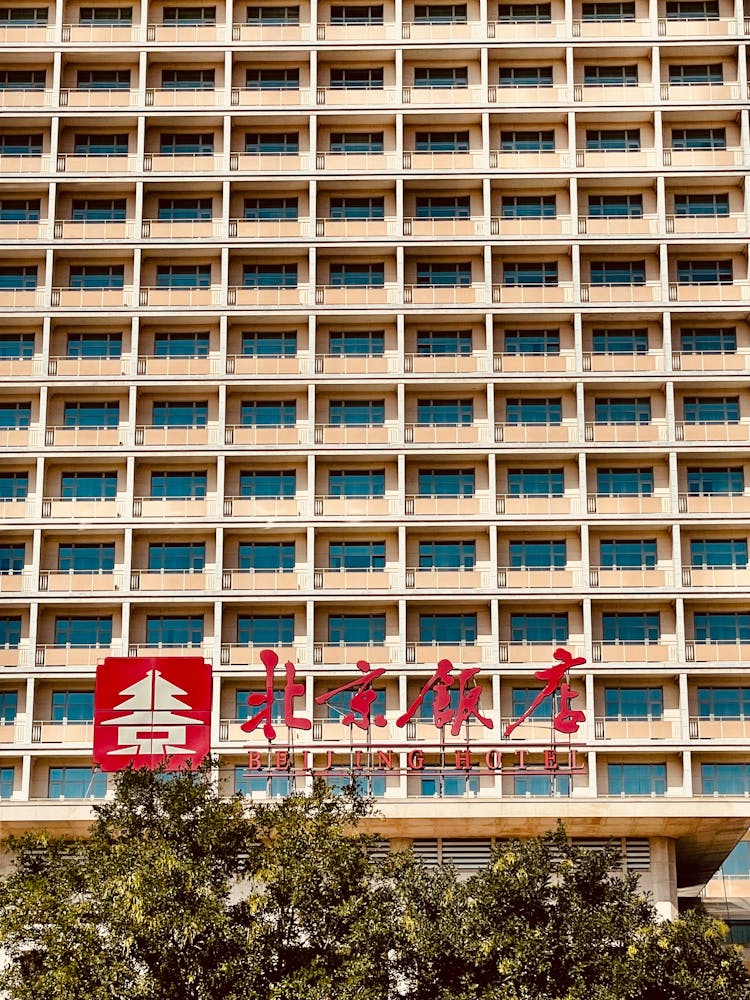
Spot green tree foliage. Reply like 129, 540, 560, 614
0, 762, 748, 1000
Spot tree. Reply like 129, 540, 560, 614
0, 763, 748, 1000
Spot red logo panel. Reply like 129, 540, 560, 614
94, 657, 212, 771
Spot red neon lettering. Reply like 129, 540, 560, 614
240, 649, 310, 742
553, 682, 586, 735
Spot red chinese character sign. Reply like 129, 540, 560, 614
94, 656, 212, 771
503, 647, 586, 738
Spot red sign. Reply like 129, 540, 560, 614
93, 657, 212, 771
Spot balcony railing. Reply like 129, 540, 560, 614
0, 220, 47, 241
665, 213, 746, 235
496, 566, 582, 588
316, 151, 399, 171
146, 21, 224, 40
404, 150, 486, 171
314, 284, 398, 305
60, 88, 139, 108
580, 281, 662, 304
574, 83, 656, 104
53, 219, 137, 240
403, 84, 485, 105
31, 720, 95, 743
578, 214, 659, 236
575, 147, 659, 168
57, 153, 138, 173
224, 496, 306, 518
403, 217, 488, 238
492, 215, 573, 237
405, 493, 493, 516
137, 354, 222, 376
406, 353, 490, 374
231, 86, 313, 107
0, 570, 34, 593
313, 422, 400, 445
316, 217, 399, 238
584, 419, 668, 443
498, 640, 585, 664
61, 21, 137, 41
657, 15, 740, 35
138, 286, 223, 307
403, 19, 489, 38
675, 419, 750, 443
404, 567, 492, 590
493, 350, 576, 373
689, 717, 750, 739
43, 425, 127, 447
594, 717, 680, 740
0, 289, 47, 309
221, 643, 306, 667
132, 496, 219, 518
491, 282, 574, 304
678, 492, 750, 514
496, 493, 581, 516
487, 18, 565, 38
227, 353, 310, 375
591, 640, 678, 663
230, 151, 310, 172
660, 82, 741, 103
38, 570, 125, 592
313, 494, 401, 517
130, 569, 218, 592
404, 283, 487, 305
405, 421, 491, 445
0, 88, 53, 107
128, 641, 215, 660
668, 281, 750, 304
41, 496, 127, 519
573, 17, 648, 36
318, 85, 398, 106
145, 87, 226, 108
586, 492, 672, 515
582, 350, 664, 372
315, 352, 399, 375
490, 149, 571, 170
0, 153, 51, 174
589, 566, 674, 588
686, 641, 750, 663
406, 641, 495, 664
488, 83, 570, 105
232, 21, 311, 40
227, 285, 311, 307
495, 420, 579, 444
673, 350, 750, 372
134, 424, 222, 447
222, 568, 307, 591
313, 641, 400, 665
313, 567, 399, 590
229, 217, 314, 239
681, 566, 750, 588
50, 286, 135, 308
224, 423, 311, 446
141, 218, 224, 239
663, 146, 745, 168
35, 643, 122, 667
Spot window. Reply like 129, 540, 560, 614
246, 4, 300, 22
510, 613, 568, 643
246, 67, 300, 90
323, 686, 386, 722
0, 6, 48, 23
0, 266, 36, 289
666, 0, 718, 16
236, 688, 285, 722
146, 615, 203, 646
328, 330, 384, 356
506, 397, 561, 425
328, 614, 386, 645
0, 333, 34, 358
237, 614, 295, 645
49, 768, 107, 799
0, 133, 43, 155
329, 197, 384, 220
418, 540, 476, 569
153, 332, 210, 357
585, 129, 640, 151
150, 470, 207, 498
590, 260, 646, 285
509, 540, 566, 568
669, 63, 723, 84
0, 69, 45, 90
238, 541, 295, 571
414, 3, 467, 21
671, 127, 725, 150
415, 196, 471, 219
416, 262, 471, 286
329, 67, 383, 89
69, 265, 124, 290
594, 397, 651, 424
417, 398, 473, 425
605, 688, 663, 719
419, 613, 477, 644
508, 468, 563, 496
691, 539, 748, 569
687, 467, 744, 495
327, 773, 387, 797
503, 262, 557, 286
329, 399, 384, 426
497, 2, 551, 20
694, 612, 750, 644
329, 131, 383, 152
240, 400, 296, 426
600, 539, 657, 569
70, 199, 126, 222
159, 132, 213, 155
329, 263, 384, 287
155, 264, 211, 289
588, 194, 643, 218
328, 469, 385, 497
419, 468, 474, 496
416, 688, 462, 721
608, 763, 666, 796
416, 330, 472, 355
0, 198, 40, 221
63, 401, 119, 428
58, 543, 115, 573
698, 688, 750, 719
583, 64, 638, 86
602, 612, 660, 644
596, 467, 653, 496
75, 69, 130, 91
61, 471, 116, 499
677, 259, 733, 284
163, 4, 216, 22
157, 198, 212, 221
721, 842, 750, 876
499, 66, 553, 87
504, 329, 560, 355
0, 544, 24, 574
683, 396, 739, 424
592, 328, 648, 354
148, 542, 205, 571
0, 691, 17, 722
674, 193, 729, 217
235, 768, 292, 798
51, 690, 94, 721
152, 400, 208, 428
582, 0, 635, 18
414, 130, 470, 151
414, 67, 468, 88
513, 775, 570, 797
245, 131, 298, 153
239, 469, 296, 497
242, 331, 297, 356
500, 130, 554, 152
0, 617, 21, 647
329, 541, 385, 570
0, 402, 31, 428
242, 196, 298, 221
54, 616, 112, 646
161, 68, 214, 90
702, 764, 750, 796
512, 687, 555, 718
79, 6, 132, 22
243, 263, 297, 288
501, 195, 556, 219
74, 133, 128, 156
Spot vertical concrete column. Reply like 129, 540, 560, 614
649, 837, 678, 920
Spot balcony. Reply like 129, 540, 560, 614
491, 215, 573, 238
591, 640, 678, 664
0, 22, 52, 41
61, 22, 138, 42
129, 570, 217, 592
669, 281, 750, 304
50, 287, 135, 309
146, 22, 224, 41
313, 641, 400, 665
577, 215, 659, 237
586, 492, 672, 515
316, 151, 399, 172
496, 493, 581, 516
678, 492, 750, 515
132, 496, 219, 518
487, 84, 570, 106
0, 570, 32, 593
573, 17, 648, 37
406, 352, 490, 374
499, 717, 562, 741
227, 285, 310, 307
663, 146, 745, 168
495, 421, 579, 444
689, 717, 750, 739
313, 494, 401, 517
313, 568, 399, 590
141, 219, 223, 240
230, 151, 309, 173
575, 147, 658, 169
498, 640, 585, 664
43, 425, 127, 448
228, 353, 310, 376
405, 493, 493, 516
406, 641, 495, 665
681, 566, 750, 588
138, 286, 223, 308
224, 496, 306, 518
57, 153, 137, 174
0, 719, 18, 742
490, 149, 571, 171
404, 567, 491, 590
660, 82, 741, 104
60, 88, 138, 108
657, 15, 739, 35
673, 351, 750, 373
315, 352, 399, 375
53, 219, 136, 241
686, 641, 750, 663
0, 153, 50, 174
146, 88, 225, 109
41, 496, 126, 519
0, 288, 46, 309
128, 641, 215, 660
404, 150, 486, 171
136, 355, 221, 377
314, 284, 398, 306
232, 86, 312, 108
493, 351, 576, 373
594, 717, 680, 740
589, 566, 674, 588
403, 19, 488, 39
580, 281, 662, 304
675, 420, 750, 443
405, 421, 491, 445
35, 643, 122, 667
0, 642, 29, 667
666, 213, 746, 236
30, 720, 94, 744
0, 88, 53, 108
574, 83, 656, 105
584, 419, 668, 443
0, 425, 36, 447
0, 220, 47, 241
402, 84, 484, 106
0, 354, 40, 377
403, 217, 487, 238
316, 217, 399, 238
491, 283, 574, 305
224, 423, 310, 446
134, 424, 222, 447
582, 350, 664, 373
231, 21, 311, 41
404, 283, 487, 305
313, 422, 399, 446
38, 570, 124, 592
220, 643, 306, 667
222, 568, 307, 591
229, 218, 313, 239
496, 566, 581, 589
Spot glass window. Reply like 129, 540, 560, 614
416, 262, 472, 286
0, 617, 21, 647
684, 396, 739, 423
327, 773, 387, 796
419, 613, 477, 643
242, 330, 297, 356
503, 329, 560, 355
694, 612, 750, 644
54, 616, 112, 646
152, 400, 208, 428
163, 4, 216, 22
0, 69, 46, 90
698, 688, 750, 719
159, 132, 213, 155
246, 3, 299, 21
237, 614, 295, 645
721, 842, 750, 876
604, 688, 663, 719
671, 127, 725, 149
503, 261, 557, 286
687, 467, 744, 495
418, 468, 475, 496
235, 768, 293, 798
74, 133, 128, 156
507, 468, 563, 496
511, 687, 555, 719
243, 263, 297, 287
506, 397, 561, 425
680, 327, 736, 353
608, 763, 666, 795
588, 194, 643, 218
594, 397, 651, 424
239, 470, 295, 497
328, 469, 385, 497
0, 402, 31, 428
0, 544, 24, 574
414, 3, 467, 21
79, 6, 132, 22
69, 265, 124, 290
323, 687, 386, 723
499, 129, 555, 151
501, 195, 556, 218
0, 334, 34, 358
677, 259, 733, 284
67, 333, 122, 358
328, 330, 384, 355
414, 66, 468, 88
329, 262, 384, 287
155, 264, 211, 289
583, 64, 638, 85
328, 614, 386, 644
329, 541, 385, 570
513, 775, 570, 796
602, 612, 660, 643
146, 615, 203, 646
51, 690, 94, 721
418, 540, 475, 569
58, 543, 115, 573
329, 67, 383, 89
60, 471, 116, 499
592, 328, 648, 354
666, 0, 719, 16
238, 541, 295, 571
245, 131, 299, 153
416, 330, 472, 355
243, 197, 298, 221
241, 400, 296, 427
669, 63, 723, 84
148, 542, 205, 571
0, 691, 17, 722
0, 198, 40, 221
691, 539, 748, 569
510, 613, 568, 643
414, 130, 470, 151
509, 540, 566, 568
702, 764, 750, 795
0, 133, 43, 155
674, 193, 729, 217
63, 401, 119, 428
415, 196, 471, 219
49, 767, 107, 799
75, 69, 130, 91
153, 332, 209, 357
0, 7, 48, 23
161, 68, 215, 90
596, 467, 653, 496
236, 689, 285, 721
0, 266, 36, 289
582, 1, 635, 18
590, 260, 646, 285
499, 66, 553, 87
329, 399, 384, 426
585, 129, 640, 151
157, 198, 212, 221
599, 539, 657, 569
416, 399, 472, 426
150, 470, 207, 498
497, 2, 551, 20
329, 197, 384, 220
329, 131, 383, 152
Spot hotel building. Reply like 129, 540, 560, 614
1, 0, 750, 933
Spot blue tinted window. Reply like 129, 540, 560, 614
0, 691, 17, 722
417, 399, 473, 425
242, 331, 297, 356
506, 398, 561, 424
0, 403, 31, 428
0, 473, 27, 499
594, 397, 651, 424
0, 617, 21, 647
0, 334, 34, 358
146, 615, 203, 645
0, 545, 24, 573
243, 263, 297, 287
148, 543, 205, 571
418, 468, 474, 496
604, 687, 662, 719
680, 327, 736, 353
67, 333, 122, 358
416, 262, 471, 286
329, 400, 384, 426
602, 612, 660, 643
702, 764, 750, 795
58, 543, 115, 572
419, 613, 477, 643
150, 471, 207, 498
328, 614, 385, 644
416, 330, 472, 355
418, 540, 475, 568
592, 328, 648, 354
508, 468, 563, 496
691, 539, 748, 568
684, 396, 739, 423
61, 471, 116, 499
48, 767, 107, 798
241, 401, 296, 426
608, 763, 666, 795
54, 616, 112, 646
687, 467, 743, 495
694, 612, 750, 643
238, 542, 295, 570
509, 540, 566, 568
51, 690, 94, 721
329, 469, 384, 497
510, 613, 568, 643
329, 541, 385, 569
329, 330, 384, 356
329, 263, 384, 287
239, 470, 295, 498
698, 687, 750, 719
152, 401, 208, 428
590, 260, 645, 285
153, 332, 209, 357
596, 467, 653, 496
503, 262, 557, 286
599, 539, 657, 568
63, 402, 119, 428
237, 615, 295, 645
69, 265, 124, 289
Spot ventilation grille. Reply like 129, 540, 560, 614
412, 839, 439, 866
625, 839, 651, 871
441, 840, 492, 870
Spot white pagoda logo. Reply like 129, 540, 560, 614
101, 669, 204, 758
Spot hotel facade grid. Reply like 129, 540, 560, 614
1, 0, 750, 930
